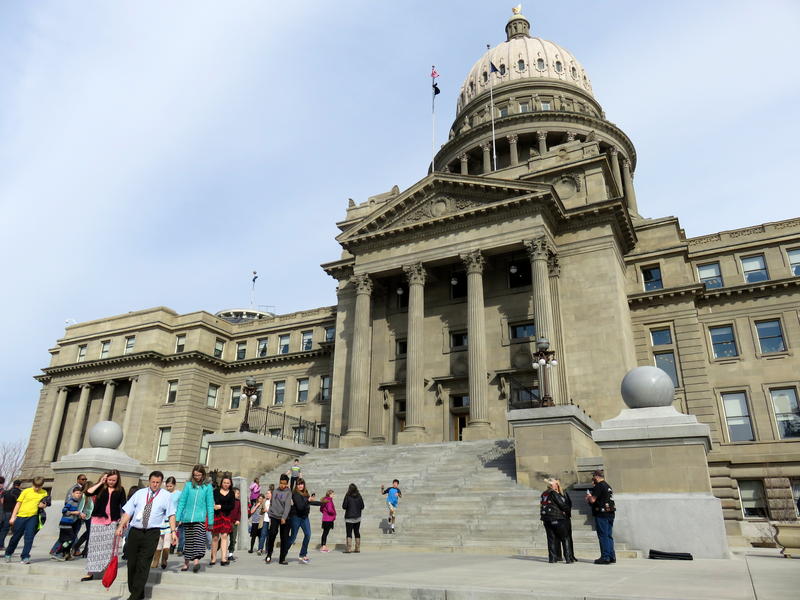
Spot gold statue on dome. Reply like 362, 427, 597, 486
512, 4, 522, 15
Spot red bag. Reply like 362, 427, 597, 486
101, 535, 120, 589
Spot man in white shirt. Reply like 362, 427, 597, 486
116, 471, 177, 600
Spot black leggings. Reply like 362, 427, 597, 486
266, 518, 290, 561
320, 522, 334, 546
345, 522, 360, 539
249, 525, 261, 551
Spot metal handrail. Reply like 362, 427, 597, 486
242, 405, 338, 448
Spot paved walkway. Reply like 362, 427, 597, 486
11, 540, 798, 600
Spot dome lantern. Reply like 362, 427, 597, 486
505, 6, 531, 41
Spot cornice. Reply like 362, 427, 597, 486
321, 258, 355, 281
697, 277, 800, 302
628, 284, 704, 306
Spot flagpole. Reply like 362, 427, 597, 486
487, 45, 497, 171
432, 87, 436, 174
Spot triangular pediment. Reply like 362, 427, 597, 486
337, 173, 554, 246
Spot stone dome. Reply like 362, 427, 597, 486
457, 12, 593, 115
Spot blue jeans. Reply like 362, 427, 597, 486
595, 515, 615, 561
4, 515, 39, 560
177, 523, 185, 552
0, 509, 11, 547
288, 516, 311, 557
258, 520, 269, 551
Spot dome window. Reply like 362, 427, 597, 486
536, 58, 545, 71
518, 59, 526, 71
571, 66, 578, 79
499, 64, 506, 75
470, 81, 475, 94
555, 61, 563, 73
483, 71, 488, 83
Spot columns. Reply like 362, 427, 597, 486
42, 386, 69, 462
67, 383, 92, 454
344, 274, 373, 441
121, 376, 139, 452
459, 153, 469, 175
609, 146, 623, 193
536, 130, 548, 155
525, 238, 562, 404
507, 134, 519, 166
480, 142, 491, 174
400, 263, 426, 441
460, 250, 490, 437
621, 158, 640, 215
99, 380, 117, 422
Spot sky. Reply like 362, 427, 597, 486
1, 1, 799, 446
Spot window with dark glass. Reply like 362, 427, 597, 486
698, 262, 723, 289
540, 101, 551, 111
296, 378, 309, 403
229, 385, 241, 410
325, 326, 336, 343
536, 58, 545, 70
213, 338, 225, 358
738, 480, 769, 518
253, 383, 263, 407
166, 380, 178, 404
279, 334, 290, 354
198, 430, 213, 465
741, 254, 768, 283
482, 71, 488, 82
519, 102, 530, 113
518, 59, 525, 71
499, 106, 508, 117
301, 330, 313, 351
642, 266, 663, 291
257, 338, 268, 357
770, 388, 800, 439
274, 381, 285, 406
450, 271, 467, 299
789, 249, 800, 276
650, 328, 672, 346
654, 351, 679, 388
77, 344, 87, 362
396, 284, 409, 308
555, 60, 563, 73
709, 325, 738, 358
499, 64, 506, 75
396, 339, 407, 356
236, 342, 247, 360
755, 319, 786, 353
175, 334, 186, 353
451, 331, 468, 348
320, 375, 332, 403
722, 392, 755, 442
451, 395, 470, 408
508, 259, 532, 288
510, 322, 536, 339
206, 384, 219, 408
124, 336, 136, 354
156, 427, 171, 462
100, 340, 110, 359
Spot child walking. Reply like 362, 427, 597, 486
319, 489, 336, 552
380, 479, 402, 533
52, 487, 82, 560
248, 494, 265, 553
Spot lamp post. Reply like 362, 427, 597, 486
239, 376, 259, 432
531, 337, 558, 407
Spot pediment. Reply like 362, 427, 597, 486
337, 174, 553, 246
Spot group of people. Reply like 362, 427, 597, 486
539, 469, 616, 565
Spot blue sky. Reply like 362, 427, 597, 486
1, 1, 798, 445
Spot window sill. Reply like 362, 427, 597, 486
757, 351, 791, 360
711, 357, 741, 364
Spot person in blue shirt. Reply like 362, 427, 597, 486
51, 487, 83, 560
116, 471, 177, 600
381, 479, 402, 533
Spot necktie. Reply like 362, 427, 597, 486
142, 491, 157, 528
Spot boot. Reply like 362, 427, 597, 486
151, 549, 161, 568
354, 538, 361, 553
161, 548, 170, 569
344, 537, 352, 553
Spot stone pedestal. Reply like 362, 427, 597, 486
507, 405, 599, 488
206, 431, 308, 480
592, 366, 730, 558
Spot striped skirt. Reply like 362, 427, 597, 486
182, 522, 207, 561
86, 521, 117, 573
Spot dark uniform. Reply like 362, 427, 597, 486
540, 489, 575, 563
590, 480, 616, 563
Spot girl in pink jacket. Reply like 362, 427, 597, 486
319, 490, 336, 552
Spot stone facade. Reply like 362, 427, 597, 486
20, 10, 800, 545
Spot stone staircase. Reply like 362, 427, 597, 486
260, 438, 638, 558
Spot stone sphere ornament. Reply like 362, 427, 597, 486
88, 420, 124, 449
620, 366, 675, 409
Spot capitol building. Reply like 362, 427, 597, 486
22, 9, 800, 547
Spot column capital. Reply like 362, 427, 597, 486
80, 383, 92, 390
458, 152, 469, 162
609, 145, 619, 156
460, 250, 486, 274
480, 141, 491, 152
524, 237, 553, 261
506, 134, 518, 144
57, 386, 69, 393
103, 380, 117, 387
129, 375, 139, 383
536, 130, 548, 141
621, 157, 631, 170
402, 262, 427, 286
351, 273, 373, 296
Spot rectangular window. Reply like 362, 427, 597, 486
451, 331, 468, 348
738, 480, 769, 519
451, 395, 470, 408
274, 381, 285, 406
792, 480, 800, 518
510, 322, 536, 339
253, 383, 263, 407
124, 336, 136, 354
788, 248, 800, 276
755, 319, 786, 354
741, 254, 768, 283
499, 106, 509, 117
175, 334, 186, 353
77, 344, 87, 362
293, 425, 306, 444
698, 262, 723, 289
654, 351, 679, 388
301, 331, 313, 351
519, 102, 529, 113
166, 380, 178, 404
709, 325, 738, 358
450, 271, 467, 299
268, 427, 282, 438
156, 427, 171, 462
318, 424, 329, 449
198, 429, 213, 465
206, 384, 219, 408
230, 386, 241, 410
770, 388, 800, 439
320, 375, 332, 403
650, 328, 672, 346
508, 260, 532, 288
213, 338, 225, 358
722, 392, 755, 442
257, 338, 268, 357
100, 340, 110, 359
540, 101, 551, 111
236, 341, 247, 360
324, 326, 336, 343
396, 339, 407, 356
279, 334, 290, 354
641, 266, 663, 291
296, 378, 309, 403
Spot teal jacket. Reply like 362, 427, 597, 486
175, 482, 215, 526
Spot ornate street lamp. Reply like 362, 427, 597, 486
239, 376, 259, 432
531, 337, 558, 407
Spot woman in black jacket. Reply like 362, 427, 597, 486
341, 483, 365, 554
540, 478, 575, 563
211, 476, 235, 566
82, 470, 126, 581
287, 478, 323, 563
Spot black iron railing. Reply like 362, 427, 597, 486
505, 372, 545, 411
242, 406, 337, 449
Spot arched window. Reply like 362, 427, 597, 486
571, 66, 578, 79
536, 58, 545, 71
555, 61, 563, 73
470, 81, 475, 94
499, 64, 506, 75
483, 71, 488, 83
518, 59, 525, 71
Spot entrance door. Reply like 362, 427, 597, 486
451, 414, 467, 441
393, 415, 406, 444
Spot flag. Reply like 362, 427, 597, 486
490, 62, 499, 74
252, 271, 258, 284
432, 82, 440, 95
431, 66, 439, 79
